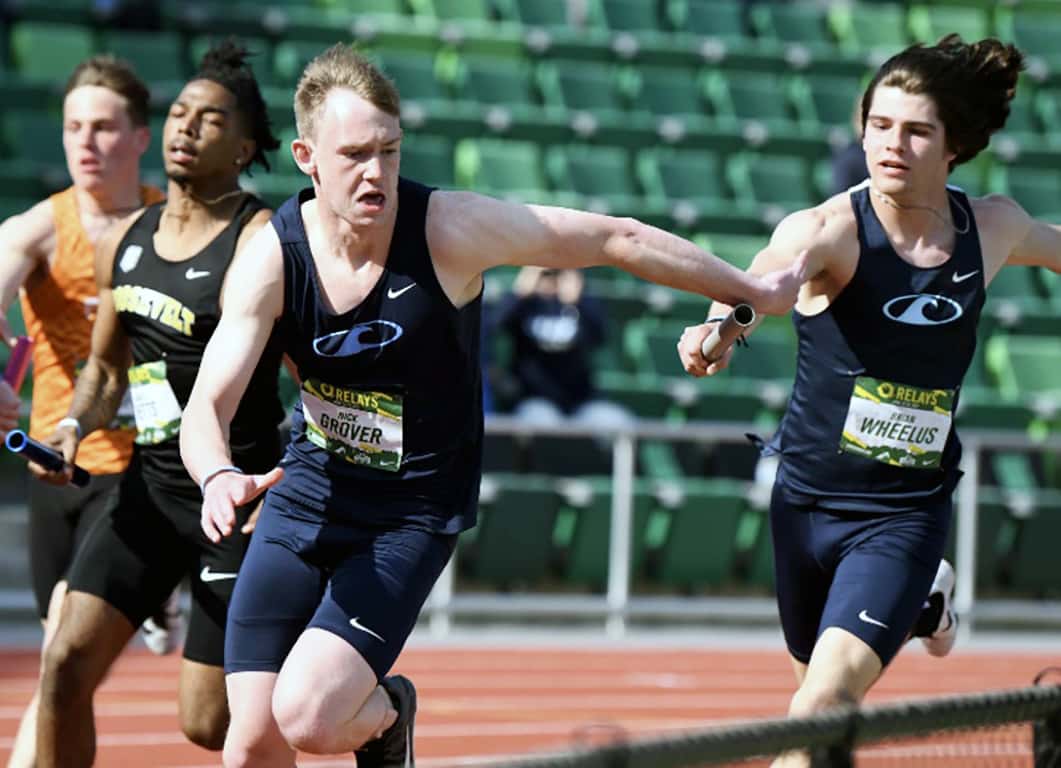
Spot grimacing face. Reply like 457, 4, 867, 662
62, 85, 148, 193
862, 85, 956, 198
162, 78, 250, 183
296, 88, 401, 228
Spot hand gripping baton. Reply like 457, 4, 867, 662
5, 429, 90, 488
700, 303, 756, 362
3, 336, 32, 392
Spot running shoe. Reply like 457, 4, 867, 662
356, 675, 416, 767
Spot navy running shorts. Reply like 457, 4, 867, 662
770, 482, 951, 667
225, 492, 457, 679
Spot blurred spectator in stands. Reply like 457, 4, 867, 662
493, 266, 631, 428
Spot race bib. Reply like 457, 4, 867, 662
300, 378, 403, 472
128, 360, 182, 445
839, 376, 954, 469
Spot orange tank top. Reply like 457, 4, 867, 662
20, 185, 164, 475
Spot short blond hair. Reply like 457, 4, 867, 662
294, 44, 400, 139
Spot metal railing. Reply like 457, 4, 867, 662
423, 417, 1061, 638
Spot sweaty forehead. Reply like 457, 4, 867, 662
869, 86, 942, 125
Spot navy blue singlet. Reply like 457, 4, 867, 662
271, 178, 483, 533
769, 184, 986, 512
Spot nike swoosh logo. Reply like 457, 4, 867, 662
951, 270, 979, 283
387, 283, 415, 299
858, 609, 889, 629
199, 566, 238, 582
349, 616, 385, 643
186, 267, 211, 280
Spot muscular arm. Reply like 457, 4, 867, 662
0, 202, 54, 342
428, 192, 806, 316
64, 219, 136, 438
974, 194, 1061, 282
681, 203, 849, 377
180, 221, 284, 486
0, 201, 53, 434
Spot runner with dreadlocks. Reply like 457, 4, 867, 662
33, 40, 284, 767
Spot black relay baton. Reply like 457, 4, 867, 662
700, 303, 756, 362
5, 429, 90, 488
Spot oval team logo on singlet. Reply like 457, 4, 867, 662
313, 320, 404, 357
882, 294, 963, 326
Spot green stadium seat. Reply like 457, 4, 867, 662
999, 166, 1061, 218
10, 22, 95, 83
624, 317, 691, 378
400, 134, 455, 188
375, 52, 450, 103
948, 154, 993, 199
537, 60, 628, 114
454, 137, 546, 198
465, 475, 558, 588
828, 3, 909, 55
666, 0, 747, 41
561, 480, 656, 589
653, 479, 748, 590
907, 5, 991, 45
991, 335, 1061, 400
795, 75, 863, 131
525, 435, 614, 477
598, 0, 664, 32
997, 81, 1041, 136
271, 40, 326, 87
3, 0, 93, 24
684, 379, 767, 423
546, 144, 639, 210
729, 153, 817, 210
725, 322, 797, 383
3, 110, 64, 167
453, 54, 537, 107
701, 233, 769, 271
970, 498, 1020, 591
705, 71, 795, 128
639, 146, 725, 206
101, 30, 186, 85
749, 3, 833, 47
494, 0, 576, 27
596, 371, 676, 420
408, 0, 494, 22
1009, 503, 1061, 596
319, 0, 405, 13
632, 64, 709, 119
997, 9, 1061, 73
955, 386, 1035, 431
742, 507, 775, 590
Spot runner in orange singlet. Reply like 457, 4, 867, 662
0, 56, 161, 768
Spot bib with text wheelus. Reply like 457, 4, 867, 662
839, 376, 954, 469
301, 378, 403, 472
128, 360, 182, 445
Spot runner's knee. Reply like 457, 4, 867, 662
788, 681, 857, 717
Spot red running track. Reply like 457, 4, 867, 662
0, 644, 1055, 766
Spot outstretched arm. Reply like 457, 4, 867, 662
677, 206, 841, 378
0, 201, 53, 436
180, 222, 285, 542
428, 191, 808, 316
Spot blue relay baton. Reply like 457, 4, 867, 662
5, 429, 90, 488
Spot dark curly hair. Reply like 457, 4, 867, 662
194, 38, 280, 173
861, 34, 1025, 169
